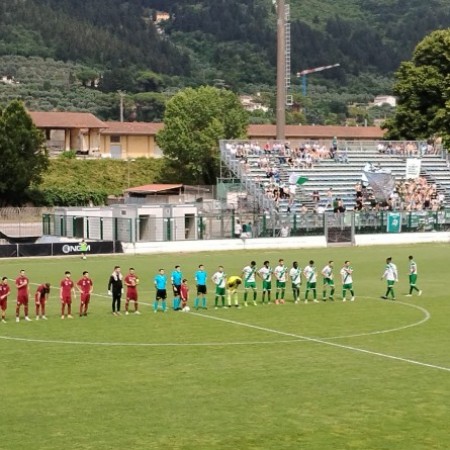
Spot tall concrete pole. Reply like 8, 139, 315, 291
276, 0, 286, 141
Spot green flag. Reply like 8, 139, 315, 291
296, 176, 309, 185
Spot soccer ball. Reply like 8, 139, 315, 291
82, 256, 87, 260
135, 278, 140, 285
182, 306, 190, 313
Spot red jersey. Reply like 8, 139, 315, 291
36, 284, 50, 299
124, 274, 138, 291
180, 284, 189, 301
0, 284, 10, 300
60, 279, 74, 297
77, 277, 93, 294
15, 276, 29, 293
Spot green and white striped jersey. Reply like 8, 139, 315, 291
274, 264, 287, 282
242, 265, 257, 283
303, 265, 317, 283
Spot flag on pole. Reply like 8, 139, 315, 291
288, 173, 309, 185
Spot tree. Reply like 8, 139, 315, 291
156, 86, 248, 185
383, 29, 450, 145
0, 100, 48, 205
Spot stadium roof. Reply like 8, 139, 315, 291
247, 124, 385, 139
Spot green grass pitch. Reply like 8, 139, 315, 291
1, 243, 449, 450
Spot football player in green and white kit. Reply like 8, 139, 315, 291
321, 260, 335, 301
289, 261, 302, 304
381, 257, 398, 300
274, 259, 287, 304
211, 266, 227, 309
257, 261, 273, 304
406, 255, 422, 297
303, 260, 319, 303
242, 261, 258, 306
340, 261, 355, 302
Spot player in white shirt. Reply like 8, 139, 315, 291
381, 257, 398, 300
211, 266, 227, 309
303, 260, 319, 303
257, 261, 272, 304
289, 261, 302, 304
340, 261, 355, 302
242, 261, 258, 306
273, 259, 287, 304
321, 260, 335, 301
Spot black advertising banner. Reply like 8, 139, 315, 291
0, 241, 123, 258
18, 243, 52, 257
0, 245, 18, 258
52, 241, 121, 255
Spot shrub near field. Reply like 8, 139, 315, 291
35, 157, 165, 206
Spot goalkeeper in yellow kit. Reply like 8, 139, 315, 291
226, 276, 242, 308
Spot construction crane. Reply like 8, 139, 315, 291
296, 63, 340, 96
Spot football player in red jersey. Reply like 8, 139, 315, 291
35, 283, 50, 320
60, 271, 75, 319
76, 271, 93, 317
124, 268, 140, 315
180, 278, 189, 310
15, 269, 31, 322
0, 277, 11, 323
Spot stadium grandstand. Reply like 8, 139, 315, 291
220, 139, 450, 221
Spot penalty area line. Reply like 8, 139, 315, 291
191, 312, 450, 374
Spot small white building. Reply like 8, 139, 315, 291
373, 95, 397, 108
240, 95, 269, 113
51, 204, 201, 243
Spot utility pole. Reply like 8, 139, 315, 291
276, 0, 286, 141
118, 90, 125, 122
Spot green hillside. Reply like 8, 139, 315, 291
1, 0, 449, 124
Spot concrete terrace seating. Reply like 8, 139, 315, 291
220, 140, 450, 216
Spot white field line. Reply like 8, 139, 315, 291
190, 311, 450, 373
0, 283, 431, 347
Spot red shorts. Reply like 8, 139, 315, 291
80, 294, 90, 304
0, 299, 7, 311
61, 296, 72, 305
35, 295, 46, 305
127, 290, 138, 301
17, 294, 29, 306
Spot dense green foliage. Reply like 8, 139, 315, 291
0, 1, 449, 125
156, 86, 248, 185
0, 100, 48, 205
34, 157, 165, 206
0, 0, 189, 74
384, 29, 450, 145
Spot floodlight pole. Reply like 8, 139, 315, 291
276, 0, 286, 141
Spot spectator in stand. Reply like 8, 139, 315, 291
312, 190, 320, 204
325, 188, 334, 209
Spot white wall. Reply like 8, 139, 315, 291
122, 232, 450, 255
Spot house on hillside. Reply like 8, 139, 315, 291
239, 95, 269, 113
373, 95, 397, 108
29, 111, 106, 156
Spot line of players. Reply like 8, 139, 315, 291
0, 256, 422, 321
0, 267, 143, 322
208, 259, 355, 310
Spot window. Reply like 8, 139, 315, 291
110, 135, 121, 143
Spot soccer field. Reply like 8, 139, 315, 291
1, 244, 449, 450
